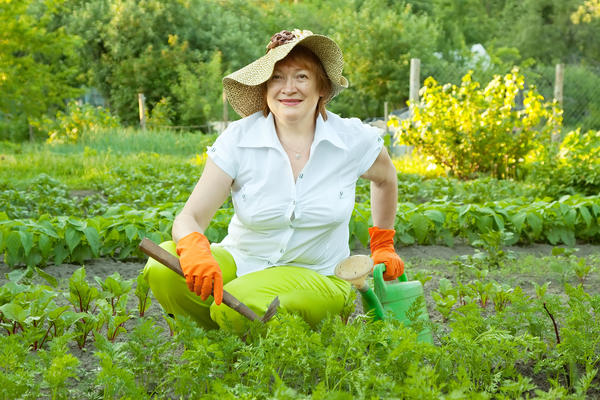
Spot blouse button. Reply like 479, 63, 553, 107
299, 173, 303, 179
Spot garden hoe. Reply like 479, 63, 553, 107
335, 255, 433, 343
138, 238, 279, 323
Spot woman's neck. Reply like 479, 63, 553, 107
273, 113, 317, 141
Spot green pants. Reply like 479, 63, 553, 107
143, 241, 351, 333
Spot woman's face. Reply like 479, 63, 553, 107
266, 61, 324, 127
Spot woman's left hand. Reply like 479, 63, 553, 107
369, 226, 404, 280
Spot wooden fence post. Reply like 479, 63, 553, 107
552, 64, 564, 142
409, 58, 421, 117
138, 93, 146, 130
222, 90, 228, 131
384, 100, 395, 155
384, 101, 389, 134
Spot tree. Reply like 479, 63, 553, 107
0, 0, 82, 140
327, 1, 440, 118
478, 0, 600, 65
64, 0, 267, 126
172, 51, 223, 126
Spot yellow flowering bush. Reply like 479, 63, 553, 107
38, 101, 120, 144
390, 68, 561, 179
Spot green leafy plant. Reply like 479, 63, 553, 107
147, 97, 175, 130
557, 129, 600, 195
392, 68, 561, 179
135, 273, 152, 317
40, 334, 81, 400
573, 257, 596, 286
96, 299, 130, 343
94, 272, 133, 316
432, 278, 458, 321
471, 230, 516, 268
67, 267, 101, 349
34, 101, 120, 144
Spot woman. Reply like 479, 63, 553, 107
144, 29, 403, 333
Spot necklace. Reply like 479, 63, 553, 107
280, 140, 305, 160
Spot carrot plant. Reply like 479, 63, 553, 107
0, 260, 598, 398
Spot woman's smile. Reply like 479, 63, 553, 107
280, 99, 303, 106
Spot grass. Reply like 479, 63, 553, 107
44, 127, 217, 156
0, 128, 215, 189
2, 127, 448, 188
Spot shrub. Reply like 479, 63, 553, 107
147, 98, 175, 130
558, 129, 600, 192
33, 101, 120, 144
391, 68, 561, 179
527, 129, 600, 196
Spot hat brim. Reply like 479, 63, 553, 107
223, 34, 348, 118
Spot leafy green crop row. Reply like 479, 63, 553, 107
392, 194, 600, 247
3, 171, 542, 220
2, 194, 600, 268
1, 167, 198, 220
0, 205, 178, 267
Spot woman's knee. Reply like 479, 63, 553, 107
209, 267, 351, 333
143, 240, 179, 287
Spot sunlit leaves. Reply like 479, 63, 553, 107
393, 68, 561, 179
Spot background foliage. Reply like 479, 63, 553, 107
2, 0, 600, 140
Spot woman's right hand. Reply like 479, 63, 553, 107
176, 232, 223, 305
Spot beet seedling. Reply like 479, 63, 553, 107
94, 272, 133, 316
135, 272, 152, 317
573, 258, 594, 286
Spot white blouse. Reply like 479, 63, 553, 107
208, 111, 383, 276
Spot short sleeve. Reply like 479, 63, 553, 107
206, 126, 239, 179
356, 122, 384, 177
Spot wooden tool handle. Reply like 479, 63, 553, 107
138, 237, 260, 321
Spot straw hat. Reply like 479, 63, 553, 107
223, 29, 349, 117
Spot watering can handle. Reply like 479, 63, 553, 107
372, 263, 407, 306
373, 263, 408, 283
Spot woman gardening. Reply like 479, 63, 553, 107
144, 29, 403, 333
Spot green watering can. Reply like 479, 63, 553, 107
335, 255, 433, 344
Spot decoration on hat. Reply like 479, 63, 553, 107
266, 29, 314, 52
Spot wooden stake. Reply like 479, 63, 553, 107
222, 90, 228, 131
552, 64, 564, 142
409, 58, 421, 117
138, 93, 146, 130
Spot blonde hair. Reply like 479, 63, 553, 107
262, 45, 332, 121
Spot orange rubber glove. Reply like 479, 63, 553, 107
176, 232, 223, 305
369, 226, 404, 281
